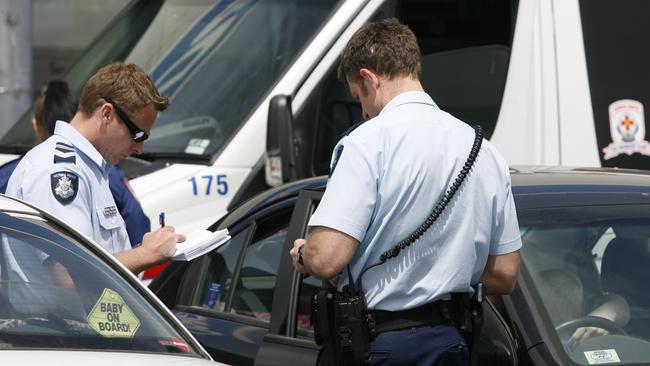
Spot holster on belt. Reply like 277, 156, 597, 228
312, 286, 373, 366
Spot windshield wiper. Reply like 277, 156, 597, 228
133, 152, 211, 164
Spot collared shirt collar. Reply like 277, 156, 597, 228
53, 120, 110, 173
379, 90, 439, 116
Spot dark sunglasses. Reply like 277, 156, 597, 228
102, 96, 149, 142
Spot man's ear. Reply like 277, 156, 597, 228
99, 103, 112, 124
359, 68, 379, 90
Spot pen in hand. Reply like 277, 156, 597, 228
159, 212, 165, 228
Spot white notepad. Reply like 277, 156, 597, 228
172, 229, 230, 261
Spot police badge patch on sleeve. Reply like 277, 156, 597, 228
51, 171, 79, 204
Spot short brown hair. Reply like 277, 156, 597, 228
78, 62, 170, 118
337, 18, 421, 84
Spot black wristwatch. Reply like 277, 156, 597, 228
297, 245, 305, 266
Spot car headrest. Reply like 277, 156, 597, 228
612, 221, 650, 240
601, 237, 650, 304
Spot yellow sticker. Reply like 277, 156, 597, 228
87, 288, 141, 338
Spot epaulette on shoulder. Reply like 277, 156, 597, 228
338, 120, 367, 140
53, 142, 76, 164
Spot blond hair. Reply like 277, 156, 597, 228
78, 62, 169, 117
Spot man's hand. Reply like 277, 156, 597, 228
569, 327, 608, 348
116, 226, 186, 274
567, 294, 630, 348
290, 238, 308, 273
139, 226, 186, 265
291, 227, 358, 280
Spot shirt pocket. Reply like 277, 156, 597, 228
96, 206, 122, 231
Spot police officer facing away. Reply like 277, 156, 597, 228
290, 19, 522, 365
7, 63, 184, 274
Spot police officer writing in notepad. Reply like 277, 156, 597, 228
290, 19, 521, 365
7, 63, 184, 274
0, 80, 152, 247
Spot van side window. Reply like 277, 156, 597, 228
298, 0, 518, 176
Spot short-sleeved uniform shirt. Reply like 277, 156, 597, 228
0, 158, 149, 247
6, 121, 131, 253
308, 91, 522, 311
108, 166, 151, 246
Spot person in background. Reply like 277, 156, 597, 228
0, 80, 151, 246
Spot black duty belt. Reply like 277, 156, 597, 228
369, 300, 454, 333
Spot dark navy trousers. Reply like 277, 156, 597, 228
369, 322, 469, 366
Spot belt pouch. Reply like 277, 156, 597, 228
312, 288, 334, 346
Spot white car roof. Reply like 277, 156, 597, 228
0, 194, 41, 215
0, 350, 228, 365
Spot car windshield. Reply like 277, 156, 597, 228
0, 211, 201, 355
519, 204, 650, 365
0, 0, 340, 159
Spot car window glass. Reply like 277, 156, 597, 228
519, 206, 650, 364
195, 227, 250, 312
0, 212, 200, 355
230, 210, 292, 322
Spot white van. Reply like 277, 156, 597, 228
1, 0, 649, 235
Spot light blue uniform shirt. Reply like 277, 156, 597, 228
308, 91, 522, 311
7, 121, 131, 253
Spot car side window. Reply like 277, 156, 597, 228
230, 209, 292, 322
195, 228, 251, 312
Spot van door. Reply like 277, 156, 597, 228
288, 0, 518, 176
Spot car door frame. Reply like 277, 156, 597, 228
168, 198, 299, 365
255, 189, 324, 366
257, 188, 522, 365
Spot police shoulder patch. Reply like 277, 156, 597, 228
53, 142, 76, 164
51, 171, 79, 204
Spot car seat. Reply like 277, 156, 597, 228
601, 234, 650, 337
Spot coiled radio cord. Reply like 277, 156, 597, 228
356, 125, 484, 283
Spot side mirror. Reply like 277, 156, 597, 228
265, 94, 297, 186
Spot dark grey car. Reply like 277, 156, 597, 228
151, 167, 650, 365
